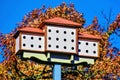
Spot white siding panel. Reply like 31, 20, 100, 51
21, 34, 45, 51
15, 36, 20, 53
47, 26, 77, 53
78, 40, 98, 57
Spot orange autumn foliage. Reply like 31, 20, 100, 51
0, 2, 120, 79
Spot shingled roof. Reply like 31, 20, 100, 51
17, 27, 44, 34
78, 33, 101, 40
43, 17, 82, 27
14, 27, 44, 38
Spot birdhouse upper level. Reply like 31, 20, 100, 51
43, 17, 82, 54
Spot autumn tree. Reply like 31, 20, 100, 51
0, 2, 120, 80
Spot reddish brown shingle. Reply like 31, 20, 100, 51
43, 17, 82, 27
17, 27, 44, 34
78, 33, 101, 40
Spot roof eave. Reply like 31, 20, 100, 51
43, 22, 82, 28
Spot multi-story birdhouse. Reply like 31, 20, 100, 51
43, 17, 82, 54
78, 33, 101, 58
14, 27, 45, 54
14, 17, 101, 64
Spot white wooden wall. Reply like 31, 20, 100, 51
46, 26, 77, 53
15, 36, 20, 53
21, 34, 45, 52
78, 40, 98, 57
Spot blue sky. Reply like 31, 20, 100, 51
0, 0, 120, 62
0, 0, 120, 34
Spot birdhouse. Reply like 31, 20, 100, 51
14, 27, 45, 54
14, 17, 101, 64
43, 17, 82, 54
78, 33, 101, 58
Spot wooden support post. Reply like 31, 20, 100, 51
53, 64, 61, 80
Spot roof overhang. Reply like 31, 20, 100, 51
13, 27, 44, 38
78, 33, 101, 41
43, 17, 82, 28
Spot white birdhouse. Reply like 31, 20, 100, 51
14, 27, 45, 54
14, 17, 101, 64
43, 17, 82, 54
78, 33, 101, 57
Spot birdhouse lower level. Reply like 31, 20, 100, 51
78, 33, 101, 58
78, 40, 99, 57
14, 27, 45, 53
